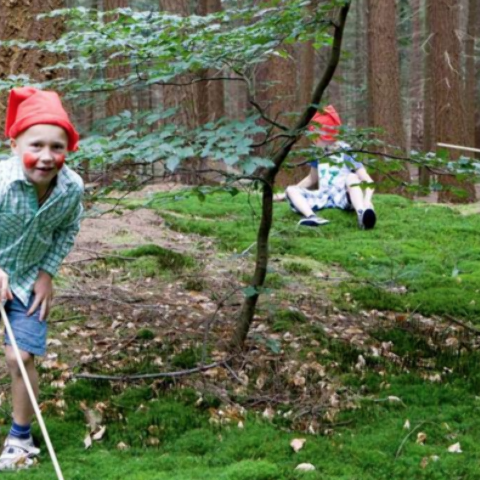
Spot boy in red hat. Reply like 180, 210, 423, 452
0, 87, 83, 469
278, 105, 376, 229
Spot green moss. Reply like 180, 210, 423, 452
171, 347, 205, 369
148, 191, 480, 322
271, 309, 307, 332
283, 261, 313, 275
91, 244, 196, 279
136, 328, 155, 340
64, 379, 113, 402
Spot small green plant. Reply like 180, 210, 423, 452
136, 328, 155, 341
283, 261, 313, 275
271, 309, 307, 332
184, 276, 207, 291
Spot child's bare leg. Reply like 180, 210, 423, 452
5, 346, 38, 425
346, 173, 375, 211
346, 174, 366, 212
285, 186, 315, 217
346, 173, 376, 229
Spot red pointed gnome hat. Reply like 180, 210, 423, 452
308, 105, 342, 142
5, 87, 79, 151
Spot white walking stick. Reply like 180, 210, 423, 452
0, 304, 64, 480
437, 143, 480, 154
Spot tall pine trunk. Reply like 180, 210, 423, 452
366, 0, 410, 193
430, 0, 476, 203
104, 0, 133, 117
409, 0, 424, 153
354, 0, 367, 128
465, 0, 477, 146
0, 0, 65, 132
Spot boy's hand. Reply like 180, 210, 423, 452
0, 269, 13, 303
27, 271, 53, 321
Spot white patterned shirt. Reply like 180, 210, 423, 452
0, 155, 83, 306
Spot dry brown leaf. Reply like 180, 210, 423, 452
146, 437, 160, 446
292, 375, 306, 387
92, 425, 106, 441
84, 433, 92, 449
256, 373, 267, 390
262, 407, 274, 420
148, 425, 160, 435
290, 438, 306, 453
416, 432, 427, 445
50, 380, 65, 389
84, 408, 103, 431
387, 396, 402, 404
447, 442, 462, 453
295, 463, 315, 472
355, 355, 366, 371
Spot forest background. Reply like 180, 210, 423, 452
0, 1, 480, 479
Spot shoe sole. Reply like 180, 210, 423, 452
362, 209, 376, 230
298, 219, 329, 227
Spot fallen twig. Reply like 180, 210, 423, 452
444, 314, 480, 336
74, 359, 231, 382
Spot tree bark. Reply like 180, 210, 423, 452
464, 0, 477, 146
366, 0, 410, 193
104, 0, 133, 117
0, 0, 65, 132
231, 3, 351, 349
430, 0, 476, 202
409, 0, 424, 153
476, 0, 480, 153
354, 0, 367, 128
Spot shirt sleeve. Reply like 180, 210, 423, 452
343, 153, 364, 171
39, 199, 83, 277
309, 160, 318, 168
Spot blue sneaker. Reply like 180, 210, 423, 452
298, 215, 329, 227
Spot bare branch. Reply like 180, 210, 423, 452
74, 360, 231, 382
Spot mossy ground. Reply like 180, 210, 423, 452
6, 191, 480, 479
8, 362, 480, 479
147, 191, 480, 320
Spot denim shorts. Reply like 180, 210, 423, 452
3, 294, 47, 356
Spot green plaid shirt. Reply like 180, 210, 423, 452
0, 156, 83, 306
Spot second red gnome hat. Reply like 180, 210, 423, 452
5, 87, 79, 151
308, 105, 342, 143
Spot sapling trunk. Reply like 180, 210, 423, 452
231, 2, 351, 349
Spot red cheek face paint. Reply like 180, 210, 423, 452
53, 153, 66, 170
23, 153, 39, 169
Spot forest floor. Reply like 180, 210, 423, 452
2, 186, 480, 479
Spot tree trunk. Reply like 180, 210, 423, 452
104, 0, 133, 117
409, 0, 424, 153
464, 0, 477, 146
430, 0, 476, 202
366, 0, 410, 193
476, 0, 480, 153
195, 0, 225, 124
0, 0, 65, 132
158, 0, 198, 183
421, 0, 433, 186
354, 0, 367, 128
231, 4, 351, 349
